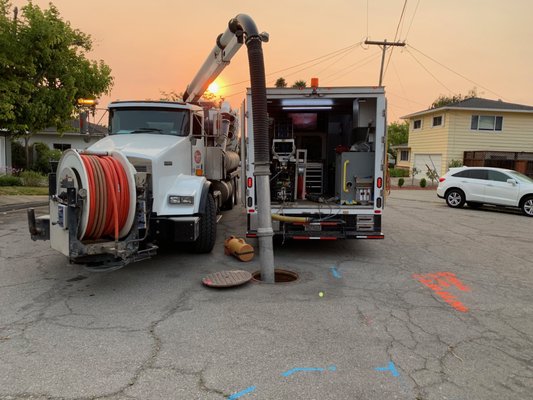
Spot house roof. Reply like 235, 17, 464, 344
401, 97, 533, 119
40, 120, 107, 135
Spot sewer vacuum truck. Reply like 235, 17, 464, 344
27, 14, 267, 271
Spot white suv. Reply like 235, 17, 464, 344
437, 166, 533, 217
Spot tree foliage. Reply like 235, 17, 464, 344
0, 1, 113, 136
430, 88, 477, 109
387, 121, 409, 157
291, 80, 307, 89
275, 77, 287, 88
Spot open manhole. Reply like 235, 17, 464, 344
251, 269, 299, 284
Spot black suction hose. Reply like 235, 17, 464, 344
228, 14, 270, 168
246, 37, 269, 168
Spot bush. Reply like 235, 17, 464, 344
398, 178, 405, 188
11, 141, 26, 170
33, 142, 62, 174
448, 159, 463, 168
388, 168, 410, 177
0, 175, 23, 186
420, 178, 427, 188
20, 170, 47, 187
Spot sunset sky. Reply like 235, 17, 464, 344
10, 0, 533, 123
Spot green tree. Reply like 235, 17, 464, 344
291, 80, 307, 89
275, 77, 287, 88
0, 1, 113, 166
387, 121, 409, 157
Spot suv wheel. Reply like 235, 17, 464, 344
445, 189, 465, 208
521, 196, 533, 217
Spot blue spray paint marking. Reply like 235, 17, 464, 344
228, 385, 256, 399
375, 361, 400, 377
282, 365, 336, 377
330, 267, 342, 279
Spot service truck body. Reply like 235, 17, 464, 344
245, 86, 386, 240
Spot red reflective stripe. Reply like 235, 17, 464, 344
293, 236, 337, 240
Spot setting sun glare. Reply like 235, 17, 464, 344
207, 81, 220, 95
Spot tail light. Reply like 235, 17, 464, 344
439, 177, 446, 182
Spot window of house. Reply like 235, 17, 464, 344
432, 116, 443, 127
53, 143, 71, 151
413, 119, 422, 129
470, 115, 503, 131
400, 150, 409, 161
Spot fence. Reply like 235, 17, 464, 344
463, 151, 533, 177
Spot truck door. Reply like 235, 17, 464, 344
191, 110, 205, 176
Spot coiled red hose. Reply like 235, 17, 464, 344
80, 155, 130, 240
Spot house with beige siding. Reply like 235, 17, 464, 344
401, 98, 533, 178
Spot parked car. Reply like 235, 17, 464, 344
437, 166, 533, 217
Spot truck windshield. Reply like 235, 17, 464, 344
109, 108, 190, 136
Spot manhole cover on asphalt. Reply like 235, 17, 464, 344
202, 270, 252, 288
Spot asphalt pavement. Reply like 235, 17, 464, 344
1, 188, 531, 400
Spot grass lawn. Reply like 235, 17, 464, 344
0, 186, 48, 195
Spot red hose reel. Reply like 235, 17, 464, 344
55, 150, 136, 241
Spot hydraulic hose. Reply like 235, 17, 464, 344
80, 155, 130, 241
271, 214, 311, 224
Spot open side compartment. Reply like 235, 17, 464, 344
267, 96, 378, 208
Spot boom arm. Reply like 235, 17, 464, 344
183, 14, 268, 103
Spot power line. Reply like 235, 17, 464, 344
268, 44, 362, 84
404, 0, 420, 41
384, 0, 408, 78
364, 39, 406, 86
366, 0, 369, 39
407, 45, 505, 99
315, 46, 358, 77
220, 42, 362, 89
404, 48, 453, 93
323, 51, 381, 82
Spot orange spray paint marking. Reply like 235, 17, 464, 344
413, 272, 470, 312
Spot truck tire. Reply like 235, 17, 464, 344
192, 193, 216, 253
221, 179, 235, 211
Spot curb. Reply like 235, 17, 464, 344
0, 201, 48, 213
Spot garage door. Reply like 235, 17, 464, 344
413, 154, 441, 178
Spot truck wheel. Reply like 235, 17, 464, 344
192, 194, 217, 253
221, 179, 235, 211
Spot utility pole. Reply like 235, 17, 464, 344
364, 39, 405, 86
